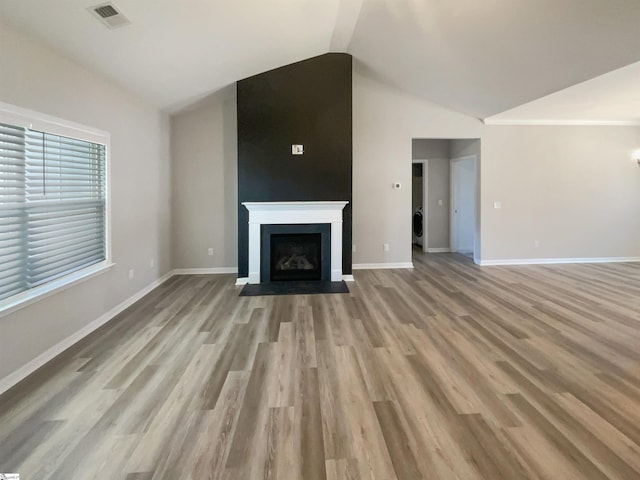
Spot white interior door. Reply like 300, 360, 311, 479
451, 157, 475, 255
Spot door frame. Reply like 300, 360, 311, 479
412, 159, 428, 252
450, 155, 477, 260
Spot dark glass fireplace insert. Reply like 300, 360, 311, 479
261, 223, 331, 283
270, 233, 321, 282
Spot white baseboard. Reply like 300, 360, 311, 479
427, 247, 451, 253
173, 267, 238, 275
353, 262, 414, 270
342, 274, 355, 282
0, 270, 175, 397
478, 257, 640, 266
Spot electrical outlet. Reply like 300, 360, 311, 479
383, 243, 390, 252
207, 248, 213, 256
352, 244, 356, 253
128, 269, 135, 280
494, 201, 502, 209
534, 240, 540, 248
150, 258, 155, 268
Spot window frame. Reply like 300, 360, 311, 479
0, 101, 113, 318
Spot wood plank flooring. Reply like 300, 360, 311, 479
1, 252, 640, 479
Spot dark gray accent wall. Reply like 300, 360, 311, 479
237, 53, 353, 277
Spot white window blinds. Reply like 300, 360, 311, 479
0, 122, 106, 302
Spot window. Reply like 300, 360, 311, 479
0, 103, 109, 311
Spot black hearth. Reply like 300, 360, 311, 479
261, 224, 330, 283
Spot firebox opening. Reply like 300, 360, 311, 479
270, 233, 322, 282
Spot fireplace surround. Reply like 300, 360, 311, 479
262, 224, 330, 282
241, 201, 348, 284
236, 54, 352, 281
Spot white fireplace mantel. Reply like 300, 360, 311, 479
242, 201, 348, 284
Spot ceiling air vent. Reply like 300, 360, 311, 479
89, 3, 131, 29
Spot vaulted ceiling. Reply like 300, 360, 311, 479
2, 0, 640, 120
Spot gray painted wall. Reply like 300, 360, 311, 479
170, 67, 640, 270
412, 139, 451, 250
0, 20, 172, 382
353, 68, 640, 264
352, 71, 484, 265
426, 158, 450, 250
412, 139, 449, 159
171, 87, 238, 269
481, 127, 640, 260
450, 138, 481, 159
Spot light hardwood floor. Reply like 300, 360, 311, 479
1, 252, 640, 479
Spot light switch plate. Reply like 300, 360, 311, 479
292, 144, 304, 155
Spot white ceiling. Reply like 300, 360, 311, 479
484, 60, 640, 125
2, 0, 640, 119
0, 0, 346, 111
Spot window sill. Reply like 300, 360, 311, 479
0, 262, 115, 319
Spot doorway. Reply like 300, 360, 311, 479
450, 155, 476, 259
412, 160, 427, 252
411, 138, 480, 263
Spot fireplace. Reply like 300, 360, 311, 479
261, 224, 331, 282
241, 201, 348, 284
271, 233, 320, 281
